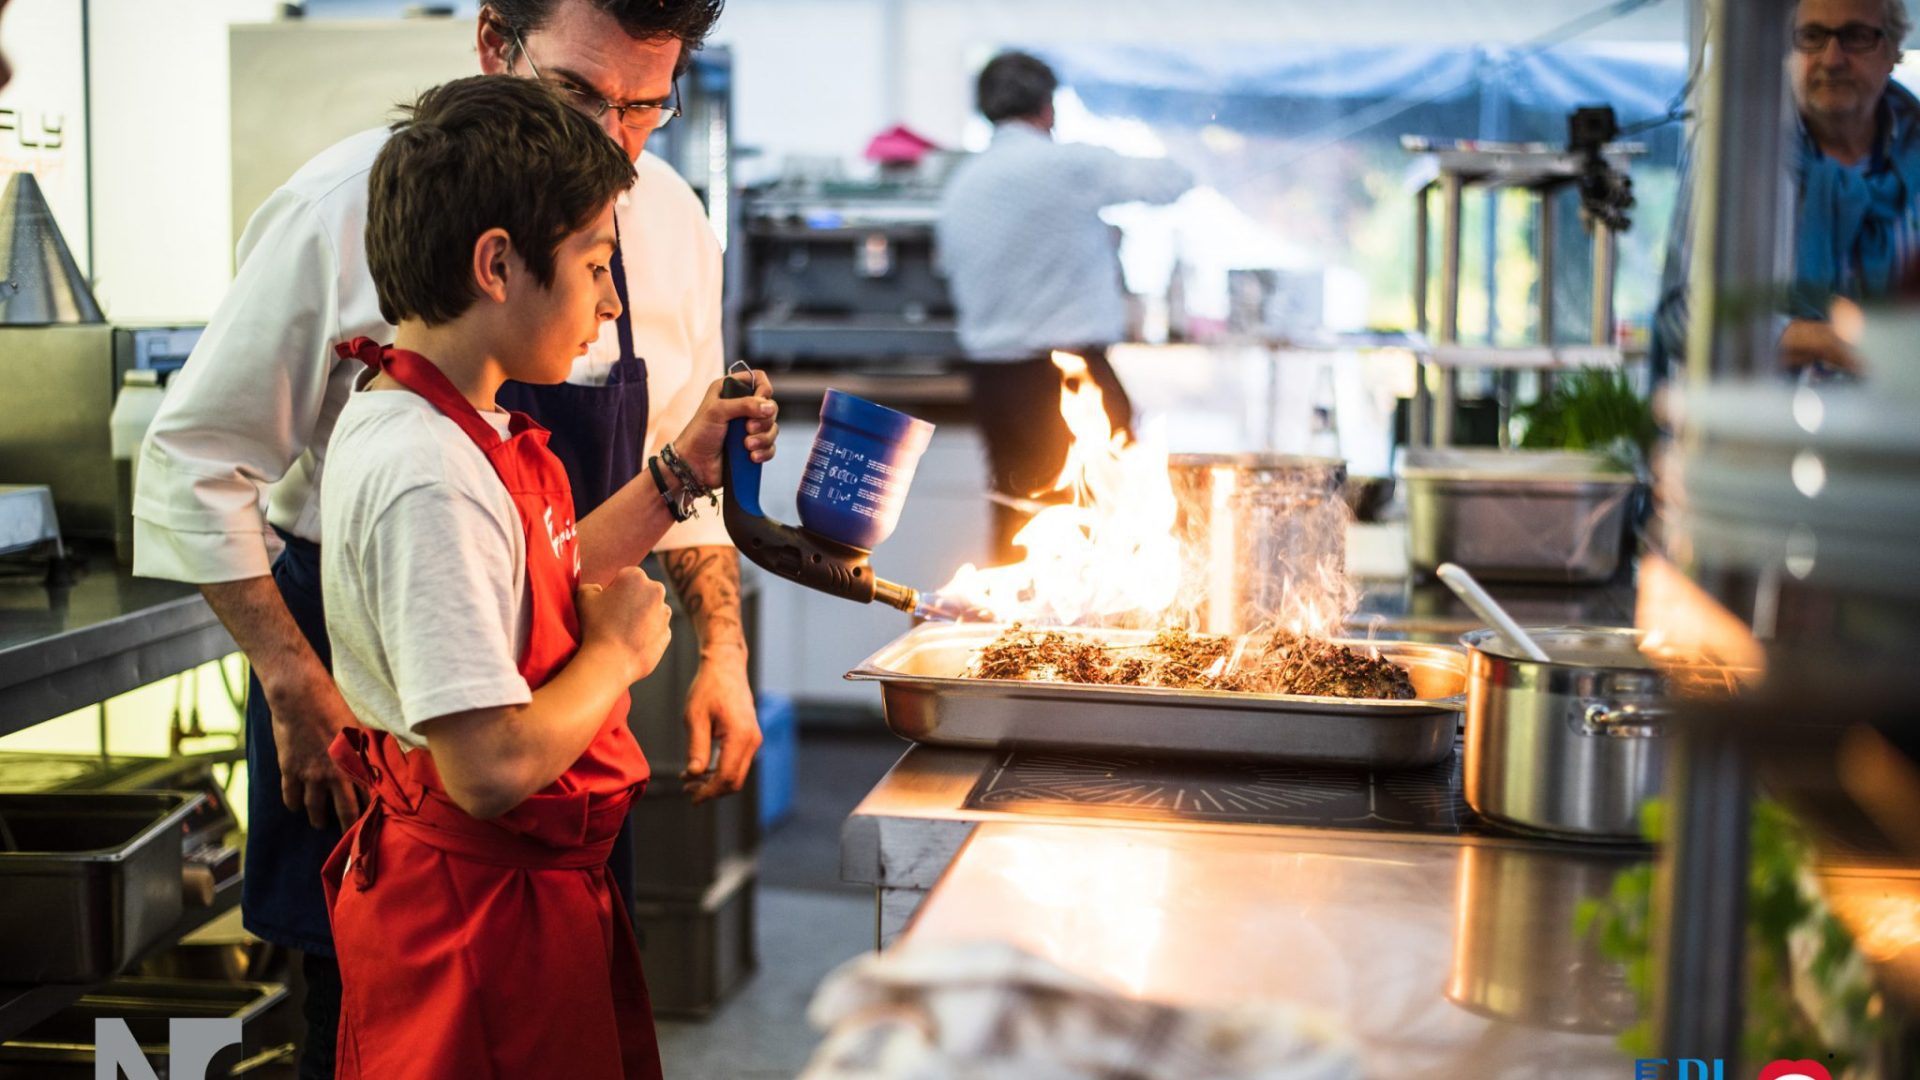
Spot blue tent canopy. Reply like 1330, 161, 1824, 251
1036, 42, 1690, 159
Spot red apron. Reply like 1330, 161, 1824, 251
321, 339, 660, 1080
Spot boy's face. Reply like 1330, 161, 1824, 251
505, 205, 622, 384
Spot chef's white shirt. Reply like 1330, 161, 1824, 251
134, 127, 730, 584
321, 390, 531, 749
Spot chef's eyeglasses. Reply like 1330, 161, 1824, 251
510, 30, 681, 132
1792, 23, 1890, 54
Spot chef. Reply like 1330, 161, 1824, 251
132, 2, 752, 1076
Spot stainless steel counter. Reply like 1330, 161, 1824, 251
0, 553, 234, 735
905, 820, 1634, 1079
841, 745, 1646, 1077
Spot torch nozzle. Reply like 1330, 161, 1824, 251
871, 578, 920, 614
908, 592, 997, 624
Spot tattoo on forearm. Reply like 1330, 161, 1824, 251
659, 547, 745, 647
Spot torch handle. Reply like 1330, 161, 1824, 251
720, 369, 766, 520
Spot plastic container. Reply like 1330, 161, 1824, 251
795, 390, 934, 551
755, 693, 798, 830
110, 369, 167, 565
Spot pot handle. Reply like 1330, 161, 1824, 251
1579, 701, 1669, 738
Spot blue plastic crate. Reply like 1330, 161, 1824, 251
755, 693, 797, 830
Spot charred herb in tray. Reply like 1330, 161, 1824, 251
966, 624, 1416, 700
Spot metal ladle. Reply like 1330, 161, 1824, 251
1435, 562, 1554, 663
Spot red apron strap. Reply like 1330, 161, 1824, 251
335, 336, 387, 370
336, 338, 508, 451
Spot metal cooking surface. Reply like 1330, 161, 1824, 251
966, 741, 1492, 835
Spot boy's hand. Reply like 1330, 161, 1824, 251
673, 371, 778, 490
575, 566, 672, 685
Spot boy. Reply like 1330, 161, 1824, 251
317, 75, 777, 1079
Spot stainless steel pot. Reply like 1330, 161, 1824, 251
1461, 626, 1668, 840
1167, 454, 1347, 635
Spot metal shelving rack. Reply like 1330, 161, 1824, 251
1405, 138, 1638, 446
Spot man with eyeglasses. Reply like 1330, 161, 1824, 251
135, 3, 755, 1076
1654, 0, 1918, 378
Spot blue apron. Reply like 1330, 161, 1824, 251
244, 243, 649, 955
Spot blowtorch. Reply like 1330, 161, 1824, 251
719, 368, 978, 621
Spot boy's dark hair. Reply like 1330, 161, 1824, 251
487, 0, 724, 73
976, 51, 1057, 124
366, 75, 634, 326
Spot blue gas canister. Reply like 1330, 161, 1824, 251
720, 371, 938, 614
794, 390, 934, 551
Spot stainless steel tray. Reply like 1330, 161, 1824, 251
0, 791, 202, 983
1402, 448, 1637, 583
847, 623, 1467, 769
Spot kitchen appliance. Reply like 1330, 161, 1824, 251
1460, 626, 1671, 840
1402, 448, 1636, 583
0, 324, 202, 545
849, 622, 1467, 769
0, 791, 204, 982
721, 372, 935, 614
1168, 454, 1348, 635
0, 173, 102, 326
739, 181, 960, 363
965, 745, 1487, 835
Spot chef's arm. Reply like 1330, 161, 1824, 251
422, 567, 671, 820
657, 547, 746, 657
198, 577, 362, 828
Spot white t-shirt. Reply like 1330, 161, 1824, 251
320, 386, 532, 748
135, 129, 729, 586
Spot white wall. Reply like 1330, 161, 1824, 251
88, 0, 281, 321
709, 0, 891, 185
0, 0, 90, 273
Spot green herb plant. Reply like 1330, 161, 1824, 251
1514, 367, 1658, 474
1575, 798, 1883, 1074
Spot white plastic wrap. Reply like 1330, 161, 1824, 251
798, 941, 1361, 1080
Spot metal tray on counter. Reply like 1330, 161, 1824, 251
1402, 448, 1637, 584
0, 791, 203, 983
847, 623, 1467, 769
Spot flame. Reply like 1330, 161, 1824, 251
934, 352, 1183, 626
932, 351, 1358, 641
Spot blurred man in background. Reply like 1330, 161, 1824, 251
938, 51, 1192, 557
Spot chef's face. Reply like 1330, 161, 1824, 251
509, 205, 623, 383
1791, 0, 1899, 130
478, 1, 681, 162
